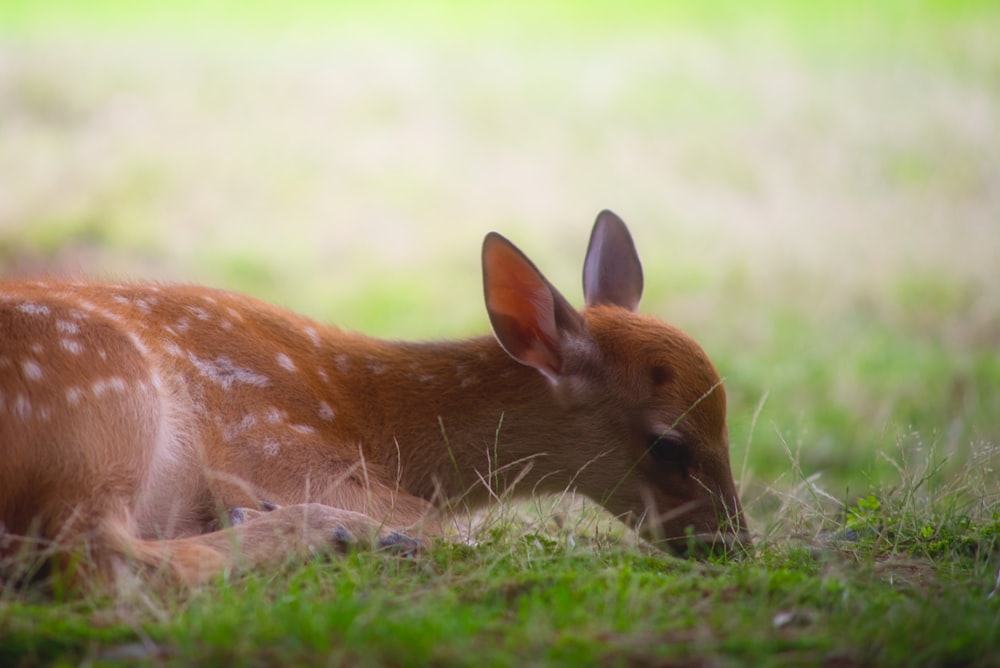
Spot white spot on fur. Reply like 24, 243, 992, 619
21, 359, 43, 381
186, 352, 270, 390
225, 306, 244, 322
14, 394, 31, 419
291, 424, 317, 435
175, 318, 191, 333
224, 413, 258, 442
109, 377, 128, 393
61, 339, 84, 354
30, 343, 44, 355
368, 359, 386, 375
317, 368, 330, 384
264, 407, 286, 424
276, 352, 297, 372
128, 332, 150, 356
57, 320, 80, 334
220, 319, 234, 331
335, 354, 349, 373
304, 326, 321, 348
149, 370, 165, 392
92, 379, 109, 397
187, 306, 210, 321
66, 387, 84, 406
419, 374, 435, 384
17, 302, 51, 316
317, 401, 335, 421
163, 341, 184, 357
263, 438, 280, 457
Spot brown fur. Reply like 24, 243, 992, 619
0, 211, 747, 588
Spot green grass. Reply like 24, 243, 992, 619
1, 1, 999, 666
3, 480, 998, 666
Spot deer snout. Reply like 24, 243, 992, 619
657, 528, 752, 560
634, 491, 750, 561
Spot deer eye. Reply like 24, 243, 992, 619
647, 431, 691, 472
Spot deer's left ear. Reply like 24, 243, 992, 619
583, 210, 643, 311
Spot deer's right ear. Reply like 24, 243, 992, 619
583, 210, 644, 311
482, 232, 587, 383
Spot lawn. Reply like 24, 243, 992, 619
1, 1, 998, 666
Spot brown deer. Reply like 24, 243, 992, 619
0, 210, 747, 588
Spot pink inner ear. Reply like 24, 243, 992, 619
491, 313, 562, 379
483, 236, 563, 379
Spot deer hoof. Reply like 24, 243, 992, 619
228, 506, 269, 527
331, 525, 357, 551
204, 506, 263, 532
377, 531, 421, 556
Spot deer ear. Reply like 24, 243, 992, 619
583, 210, 643, 311
482, 232, 587, 382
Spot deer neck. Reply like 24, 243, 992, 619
341, 335, 567, 507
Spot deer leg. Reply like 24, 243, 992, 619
123, 502, 431, 586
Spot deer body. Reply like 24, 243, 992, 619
0, 212, 746, 587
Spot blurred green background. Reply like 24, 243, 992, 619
1, 0, 997, 505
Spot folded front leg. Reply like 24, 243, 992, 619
128, 502, 429, 586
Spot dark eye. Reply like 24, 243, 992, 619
647, 432, 691, 471
650, 365, 673, 386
